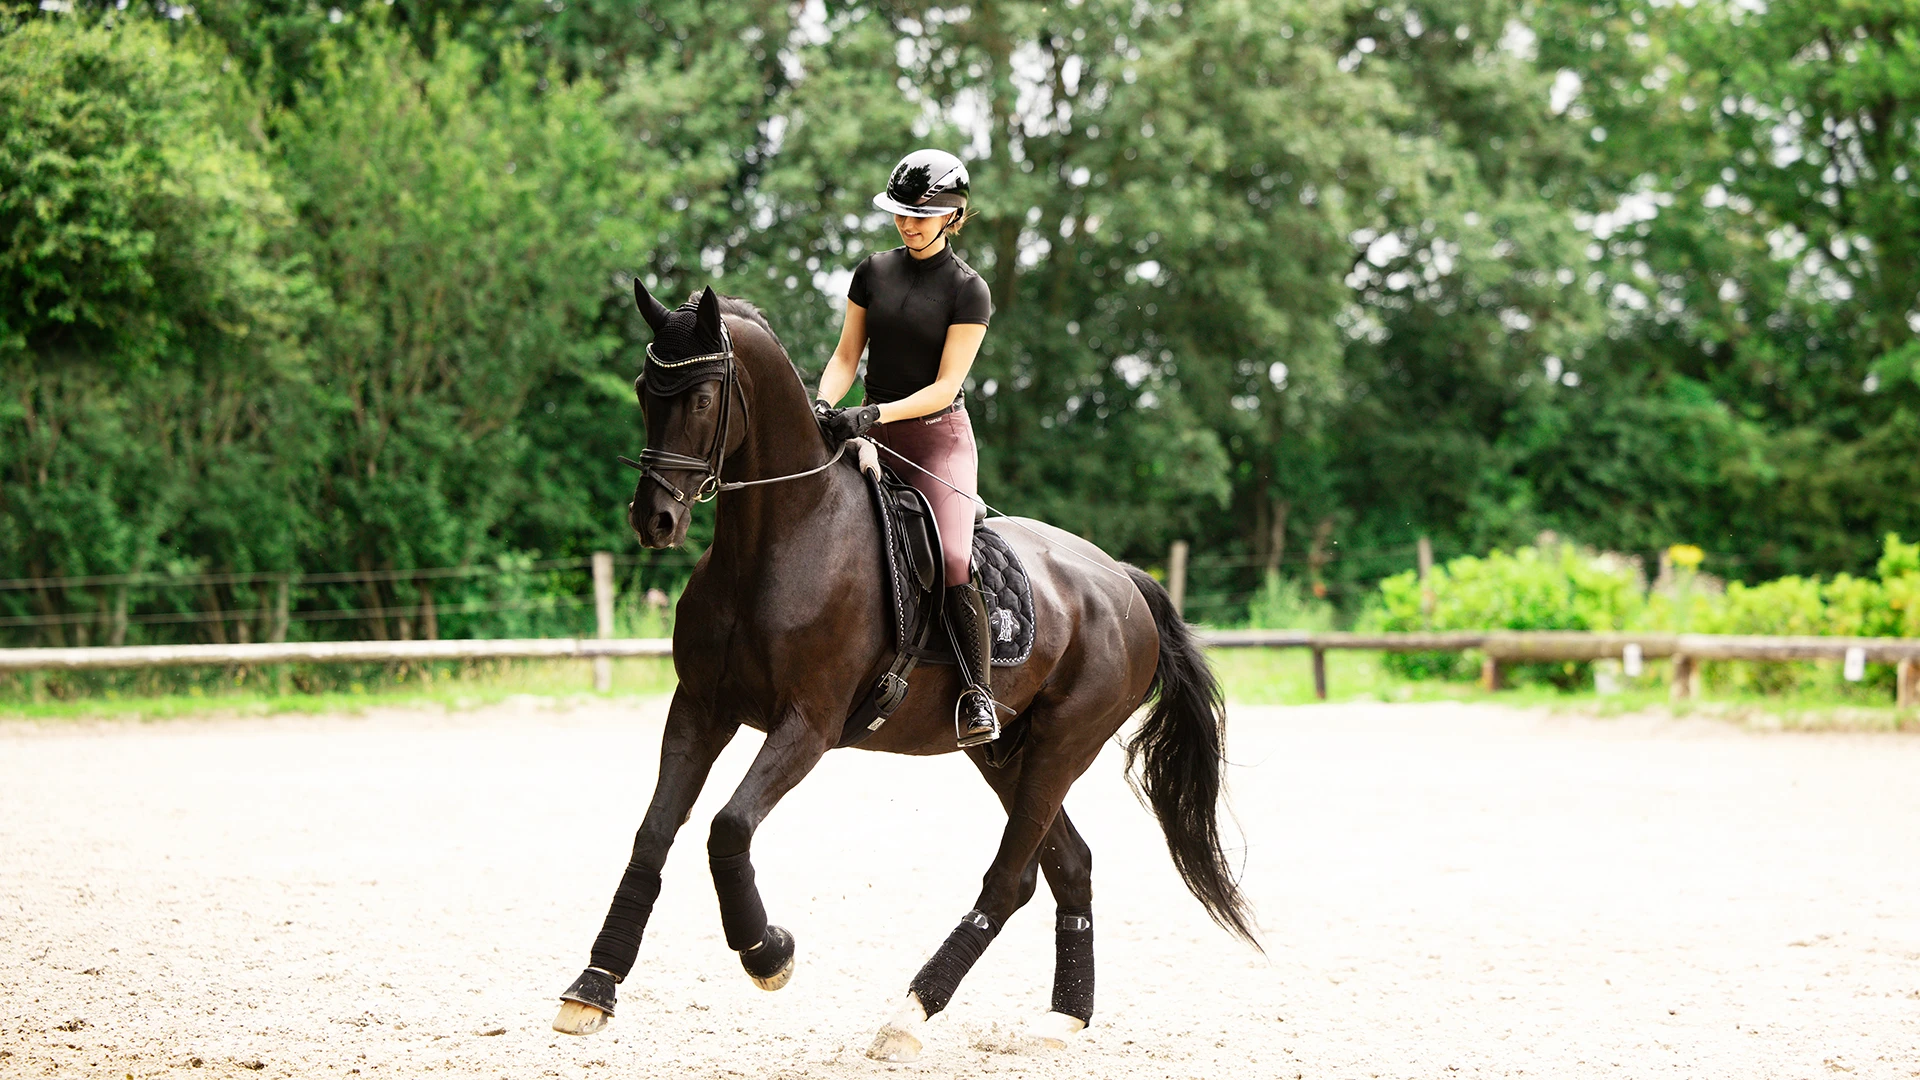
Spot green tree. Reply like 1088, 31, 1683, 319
272, 20, 660, 632
1529, 0, 1920, 576
0, 15, 319, 643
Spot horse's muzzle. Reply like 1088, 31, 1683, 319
630, 497, 689, 549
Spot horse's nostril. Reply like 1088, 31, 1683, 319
650, 511, 674, 536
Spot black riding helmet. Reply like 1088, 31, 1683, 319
873, 149, 970, 218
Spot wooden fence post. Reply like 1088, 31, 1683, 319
1312, 647, 1327, 701
1898, 658, 1917, 711
1671, 654, 1699, 700
1266, 500, 1289, 577
270, 576, 291, 644
417, 578, 437, 642
592, 553, 616, 692
109, 584, 129, 647
1167, 541, 1189, 617
1417, 535, 1434, 617
1479, 655, 1501, 691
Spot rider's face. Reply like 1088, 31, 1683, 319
894, 212, 953, 250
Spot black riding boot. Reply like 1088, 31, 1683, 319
944, 582, 1000, 748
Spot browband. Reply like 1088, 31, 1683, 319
642, 321, 732, 396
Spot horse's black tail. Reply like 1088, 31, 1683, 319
1121, 565, 1260, 950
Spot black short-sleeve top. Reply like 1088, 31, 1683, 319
846, 245, 992, 404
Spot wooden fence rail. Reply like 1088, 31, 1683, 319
2, 631, 1915, 708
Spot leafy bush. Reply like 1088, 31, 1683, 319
1243, 572, 1335, 631
1686, 534, 1919, 696
1366, 534, 1920, 697
1887, 575, 1920, 639
1372, 543, 1644, 684
1696, 575, 1830, 694
1880, 533, 1920, 584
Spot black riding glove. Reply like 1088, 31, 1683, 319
820, 403, 880, 442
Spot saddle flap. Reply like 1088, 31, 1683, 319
890, 484, 940, 594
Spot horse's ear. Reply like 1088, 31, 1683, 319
694, 285, 723, 340
634, 277, 671, 333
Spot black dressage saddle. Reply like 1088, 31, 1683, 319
836, 439, 1034, 749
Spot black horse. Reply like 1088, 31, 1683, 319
552, 282, 1256, 1060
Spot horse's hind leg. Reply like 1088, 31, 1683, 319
1030, 813, 1095, 1046
869, 725, 1107, 1061
554, 689, 738, 1035
967, 751, 1096, 1047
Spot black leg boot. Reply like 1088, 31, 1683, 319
943, 582, 1000, 748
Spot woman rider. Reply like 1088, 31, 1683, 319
812, 149, 1002, 749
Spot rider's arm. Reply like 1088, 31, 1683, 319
815, 300, 867, 406
875, 322, 987, 424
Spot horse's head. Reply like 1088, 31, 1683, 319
626, 281, 744, 547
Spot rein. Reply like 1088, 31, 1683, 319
620, 319, 848, 503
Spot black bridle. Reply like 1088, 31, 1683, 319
620, 318, 847, 504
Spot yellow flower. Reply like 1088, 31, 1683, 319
1667, 544, 1705, 569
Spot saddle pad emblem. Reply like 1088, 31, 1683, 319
990, 607, 1017, 643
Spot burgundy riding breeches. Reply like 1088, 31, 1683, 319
869, 407, 979, 587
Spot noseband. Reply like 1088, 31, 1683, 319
620, 318, 847, 504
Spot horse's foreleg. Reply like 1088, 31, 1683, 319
706, 708, 835, 992
554, 691, 738, 1035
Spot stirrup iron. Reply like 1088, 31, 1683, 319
954, 689, 1004, 748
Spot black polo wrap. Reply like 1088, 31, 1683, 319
709, 850, 770, 952
588, 862, 663, 979
1052, 907, 1095, 1022
909, 908, 1001, 1016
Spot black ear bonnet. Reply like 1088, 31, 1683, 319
642, 293, 731, 397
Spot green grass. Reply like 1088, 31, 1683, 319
0, 656, 679, 722
1209, 648, 1915, 732
1, 648, 1910, 734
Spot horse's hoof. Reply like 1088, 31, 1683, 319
1026, 1010, 1087, 1049
552, 1001, 609, 1036
554, 967, 617, 1035
751, 955, 794, 991
867, 993, 928, 1062
742, 925, 796, 991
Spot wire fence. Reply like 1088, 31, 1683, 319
0, 532, 1793, 649
0, 536, 1428, 647
0, 550, 705, 649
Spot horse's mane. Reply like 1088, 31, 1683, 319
677, 291, 778, 348
716, 295, 779, 345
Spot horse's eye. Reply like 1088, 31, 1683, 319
694, 393, 713, 411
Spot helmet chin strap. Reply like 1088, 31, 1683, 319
904, 212, 955, 253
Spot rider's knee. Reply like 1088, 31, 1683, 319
944, 552, 971, 587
